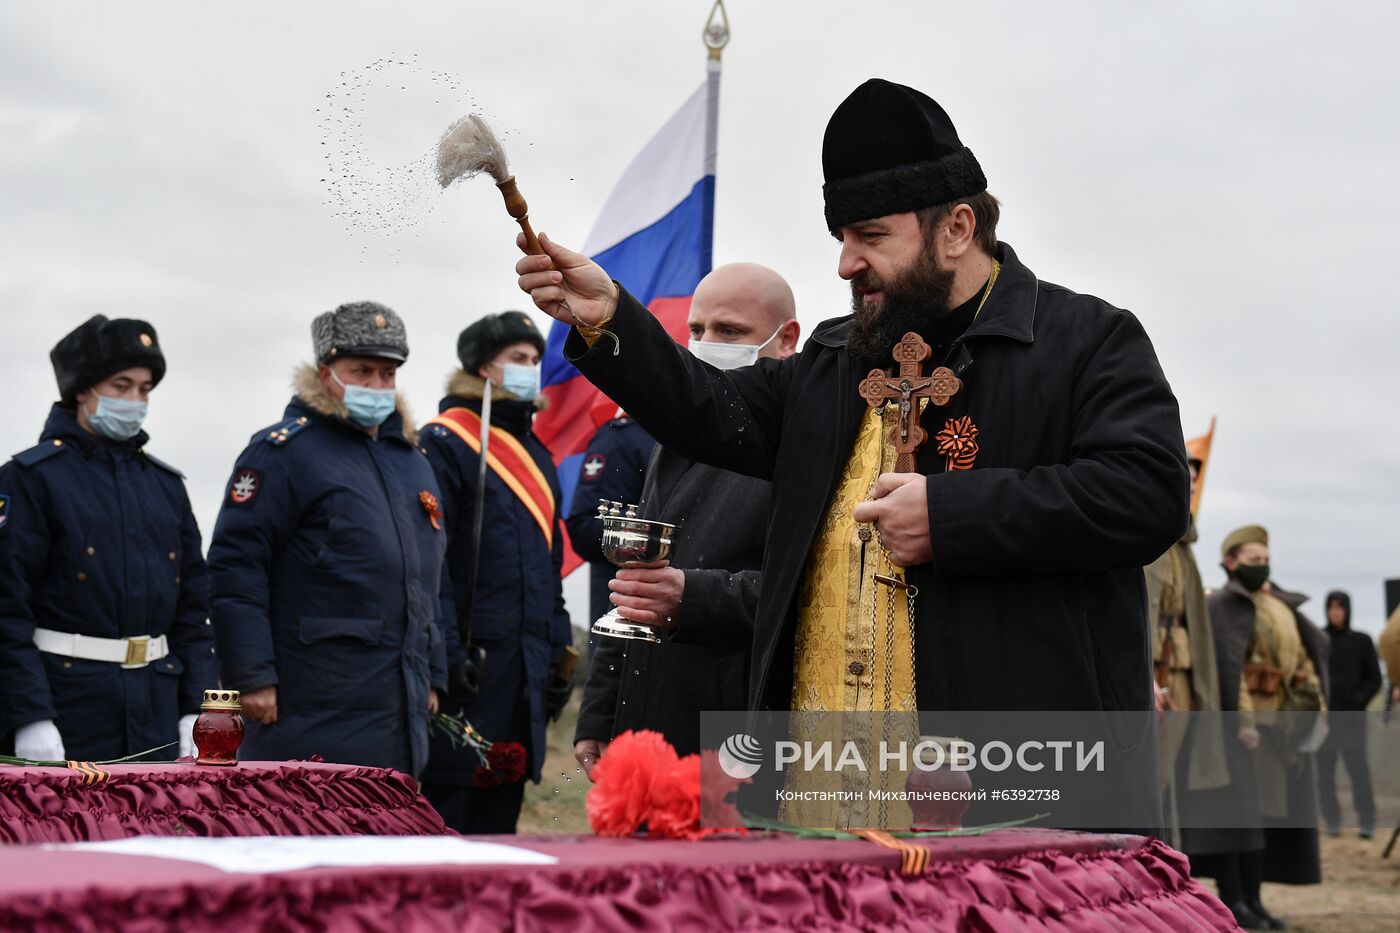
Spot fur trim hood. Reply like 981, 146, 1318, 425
444, 369, 548, 410
293, 363, 418, 444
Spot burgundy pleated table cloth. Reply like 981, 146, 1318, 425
0, 828, 1239, 931
0, 761, 451, 843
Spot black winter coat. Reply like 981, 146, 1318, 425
0, 406, 217, 759
566, 242, 1189, 716
208, 374, 446, 777
1191, 579, 1325, 883
575, 447, 768, 755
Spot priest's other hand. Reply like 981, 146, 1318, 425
427, 689, 441, 715
852, 473, 932, 567
240, 686, 278, 725
609, 562, 683, 627
575, 738, 609, 782
516, 232, 619, 327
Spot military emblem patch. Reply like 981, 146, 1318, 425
0, 493, 9, 530
228, 469, 262, 507
582, 453, 607, 481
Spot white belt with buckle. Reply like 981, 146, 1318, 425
33, 629, 170, 668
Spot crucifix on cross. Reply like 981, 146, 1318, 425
857, 332, 964, 473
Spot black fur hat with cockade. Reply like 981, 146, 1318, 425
50, 315, 166, 403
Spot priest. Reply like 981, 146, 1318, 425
515, 78, 1189, 718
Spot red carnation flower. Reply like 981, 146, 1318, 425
586, 730, 678, 837
473, 741, 527, 789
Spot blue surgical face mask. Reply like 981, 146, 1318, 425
332, 369, 397, 429
500, 362, 541, 400
85, 395, 148, 441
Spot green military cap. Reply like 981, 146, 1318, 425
1221, 524, 1268, 558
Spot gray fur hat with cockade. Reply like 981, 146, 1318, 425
311, 301, 409, 364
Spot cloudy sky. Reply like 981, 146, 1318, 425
3, 2, 1397, 635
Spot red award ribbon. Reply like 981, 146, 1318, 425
419, 491, 443, 530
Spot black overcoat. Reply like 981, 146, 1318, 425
1191, 579, 1326, 884
566, 242, 1189, 717
575, 446, 769, 755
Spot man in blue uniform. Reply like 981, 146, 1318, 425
564, 412, 654, 624
419, 310, 575, 833
208, 302, 446, 777
0, 316, 217, 762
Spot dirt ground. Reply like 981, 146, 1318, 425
1243, 832, 1400, 933
520, 697, 1400, 929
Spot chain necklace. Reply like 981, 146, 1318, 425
972, 258, 1002, 321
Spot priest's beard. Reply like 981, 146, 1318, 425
846, 247, 955, 370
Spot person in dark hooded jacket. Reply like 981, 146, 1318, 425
0, 316, 217, 763
208, 302, 446, 777
1317, 590, 1381, 837
418, 311, 575, 834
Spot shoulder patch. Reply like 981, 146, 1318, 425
580, 452, 608, 482
0, 492, 10, 530
13, 440, 69, 468
141, 451, 186, 479
262, 416, 311, 447
227, 467, 263, 508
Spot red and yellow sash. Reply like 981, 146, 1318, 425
428, 407, 555, 548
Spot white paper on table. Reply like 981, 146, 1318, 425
42, 835, 558, 873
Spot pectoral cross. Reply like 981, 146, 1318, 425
857, 332, 963, 473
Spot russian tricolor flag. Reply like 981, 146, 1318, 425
536, 61, 721, 574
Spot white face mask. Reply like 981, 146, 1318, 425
688, 322, 787, 371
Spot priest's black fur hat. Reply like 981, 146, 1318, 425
50, 315, 166, 403
822, 79, 987, 232
457, 310, 546, 374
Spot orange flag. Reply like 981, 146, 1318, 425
1185, 417, 1216, 518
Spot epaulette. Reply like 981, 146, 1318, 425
13, 439, 70, 468
140, 450, 186, 478
262, 416, 311, 447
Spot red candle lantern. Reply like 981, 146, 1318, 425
193, 689, 244, 765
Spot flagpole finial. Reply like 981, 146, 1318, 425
703, 0, 730, 61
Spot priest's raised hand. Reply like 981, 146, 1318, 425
515, 232, 618, 329
852, 473, 933, 567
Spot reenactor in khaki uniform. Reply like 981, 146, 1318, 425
1194, 524, 1327, 930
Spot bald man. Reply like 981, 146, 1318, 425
574, 264, 799, 774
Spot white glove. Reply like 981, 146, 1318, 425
178, 714, 199, 759
15, 720, 66, 761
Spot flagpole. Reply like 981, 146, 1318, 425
701, 0, 728, 275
